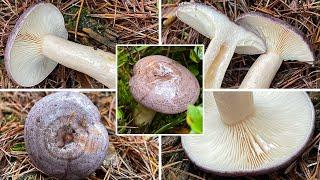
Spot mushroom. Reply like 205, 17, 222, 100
236, 13, 314, 88
5, 3, 116, 88
182, 91, 315, 175
176, 2, 266, 89
129, 55, 200, 126
24, 92, 109, 179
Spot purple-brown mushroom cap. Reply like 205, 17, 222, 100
24, 92, 108, 179
5, 3, 68, 87
129, 55, 200, 114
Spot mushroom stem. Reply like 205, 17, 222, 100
133, 103, 156, 126
240, 52, 281, 89
213, 91, 254, 125
204, 40, 237, 88
42, 34, 116, 88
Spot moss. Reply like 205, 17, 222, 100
4, 114, 19, 122
10, 142, 26, 152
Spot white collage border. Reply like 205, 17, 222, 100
2, 0, 319, 179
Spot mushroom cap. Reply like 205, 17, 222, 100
129, 55, 200, 114
24, 92, 108, 179
176, 2, 266, 55
182, 91, 314, 176
5, 3, 68, 87
236, 12, 314, 63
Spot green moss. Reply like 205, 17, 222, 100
4, 114, 19, 122
10, 142, 25, 152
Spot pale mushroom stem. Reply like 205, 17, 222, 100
204, 40, 237, 89
240, 52, 282, 89
133, 103, 156, 126
213, 91, 254, 125
42, 35, 116, 88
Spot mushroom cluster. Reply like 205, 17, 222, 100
129, 55, 200, 126
176, 2, 314, 89
5, 3, 116, 88
24, 92, 109, 179
182, 91, 315, 175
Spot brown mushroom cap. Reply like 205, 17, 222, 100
4, 3, 68, 87
24, 92, 108, 179
129, 55, 200, 114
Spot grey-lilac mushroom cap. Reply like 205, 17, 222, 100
24, 92, 109, 179
236, 12, 314, 63
5, 3, 68, 87
182, 91, 314, 176
129, 55, 200, 114
176, 2, 266, 55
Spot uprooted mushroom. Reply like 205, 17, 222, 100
176, 2, 314, 89
236, 13, 314, 88
5, 3, 116, 88
182, 91, 315, 175
176, 2, 266, 89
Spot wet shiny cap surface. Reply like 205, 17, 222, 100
129, 55, 200, 114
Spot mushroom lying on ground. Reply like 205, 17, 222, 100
129, 55, 200, 126
236, 13, 314, 88
5, 3, 116, 88
176, 2, 266, 89
24, 92, 109, 179
182, 91, 314, 175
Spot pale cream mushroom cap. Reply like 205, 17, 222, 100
182, 91, 314, 175
236, 13, 314, 63
5, 3, 68, 87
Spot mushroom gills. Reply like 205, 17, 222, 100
182, 91, 314, 174
5, 3, 116, 88
236, 12, 314, 88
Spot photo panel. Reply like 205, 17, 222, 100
0, 1, 159, 89
161, 90, 319, 179
162, 0, 319, 89
1, 0, 319, 179
117, 45, 203, 135
0, 91, 159, 179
